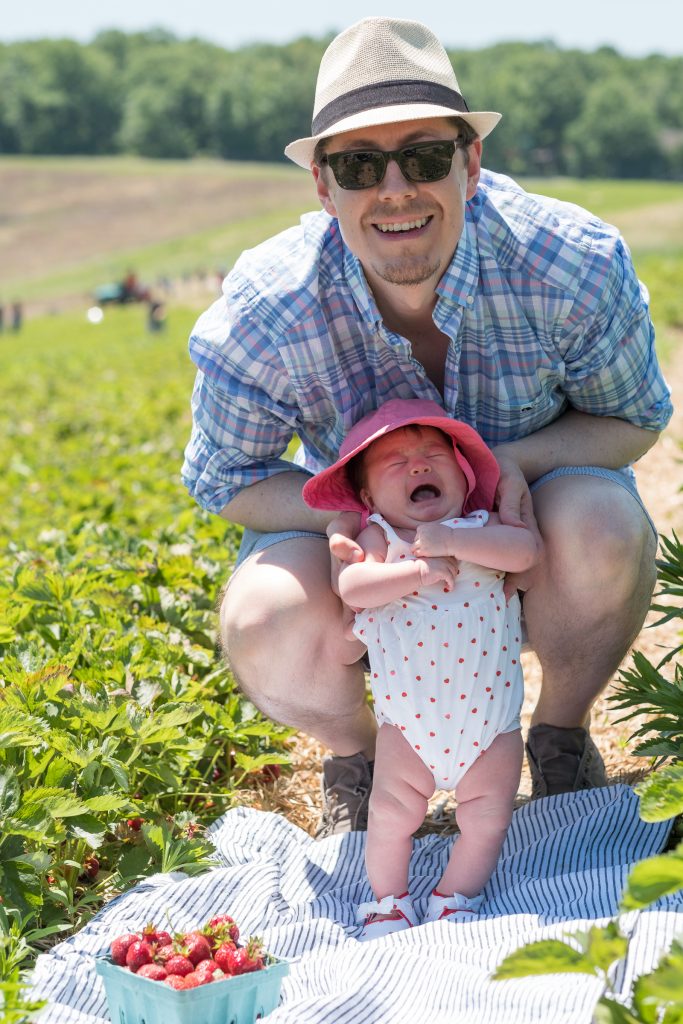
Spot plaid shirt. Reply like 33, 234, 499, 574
183, 169, 672, 514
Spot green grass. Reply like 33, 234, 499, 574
521, 177, 683, 217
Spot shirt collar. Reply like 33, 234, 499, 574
343, 242, 383, 326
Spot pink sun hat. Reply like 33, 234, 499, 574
302, 398, 500, 516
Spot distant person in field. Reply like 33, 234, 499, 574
303, 399, 538, 937
182, 17, 672, 838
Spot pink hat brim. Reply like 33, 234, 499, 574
302, 399, 499, 516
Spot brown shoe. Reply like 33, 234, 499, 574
526, 724, 608, 799
315, 752, 373, 839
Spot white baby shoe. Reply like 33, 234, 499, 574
357, 893, 417, 941
423, 890, 484, 924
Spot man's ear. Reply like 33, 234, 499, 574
465, 139, 482, 200
312, 163, 338, 217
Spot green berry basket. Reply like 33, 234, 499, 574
95, 955, 290, 1024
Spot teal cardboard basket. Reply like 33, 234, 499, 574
96, 955, 289, 1024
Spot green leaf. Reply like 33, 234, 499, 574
493, 940, 595, 980
0, 862, 43, 918
66, 813, 108, 846
585, 922, 629, 973
83, 794, 129, 813
636, 764, 683, 822
635, 940, 683, 1006
593, 997, 644, 1024
0, 768, 21, 819
621, 843, 683, 910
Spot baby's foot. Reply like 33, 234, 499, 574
357, 893, 416, 941
423, 889, 484, 924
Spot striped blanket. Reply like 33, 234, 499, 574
30, 784, 680, 1023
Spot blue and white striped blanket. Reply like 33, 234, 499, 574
30, 784, 681, 1023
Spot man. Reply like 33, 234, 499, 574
183, 18, 672, 837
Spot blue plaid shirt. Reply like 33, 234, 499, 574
183, 170, 672, 514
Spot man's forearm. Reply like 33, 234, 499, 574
218, 471, 334, 533
492, 409, 661, 483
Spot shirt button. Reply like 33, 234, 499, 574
466, 295, 474, 305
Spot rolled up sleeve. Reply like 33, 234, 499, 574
181, 295, 306, 515
559, 237, 673, 432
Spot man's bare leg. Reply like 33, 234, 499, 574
520, 474, 657, 793
220, 536, 376, 757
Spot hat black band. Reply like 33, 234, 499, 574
312, 79, 470, 135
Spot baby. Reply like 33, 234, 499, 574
303, 398, 539, 939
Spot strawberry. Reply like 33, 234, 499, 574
141, 923, 172, 947
154, 944, 178, 965
127, 817, 144, 832
182, 972, 204, 988
111, 933, 140, 966
125, 940, 153, 971
194, 959, 220, 980
214, 941, 239, 974
181, 931, 212, 966
235, 938, 265, 974
136, 963, 167, 981
205, 914, 239, 947
164, 974, 187, 990
164, 954, 194, 977
81, 854, 100, 880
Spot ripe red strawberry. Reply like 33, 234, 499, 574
205, 914, 239, 947
214, 942, 239, 974
182, 972, 204, 988
234, 938, 265, 974
136, 963, 167, 981
141, 924, 172, 947
154, 944, 178, 965
164, 954, 194, 977
164, 974, 187, 990
194, 959, 220, 980
125, 940, 153, 971
127, 817, 144, 832
111, 933, 140, 966
181, 931, 212, 966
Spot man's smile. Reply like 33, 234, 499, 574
374, 216, 432, 234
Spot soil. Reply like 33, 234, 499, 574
244, 344, 683, 836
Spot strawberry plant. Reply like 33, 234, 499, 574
0, 308, 293, 982
493, 529, 683, 1021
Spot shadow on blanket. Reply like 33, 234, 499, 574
30, 784, 680, 1024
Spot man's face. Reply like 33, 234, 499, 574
312, 117, 481, 294
359, 426, 468, 529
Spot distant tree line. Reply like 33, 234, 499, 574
1, 29, 682, 178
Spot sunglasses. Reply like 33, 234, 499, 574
323, 139, 461, 190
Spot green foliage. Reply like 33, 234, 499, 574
494, 527, 683, 1021
1, 32, 682, 176
0, 307, 293, 979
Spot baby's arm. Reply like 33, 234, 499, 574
339, 523, 458, 609
412, 513, 539, 573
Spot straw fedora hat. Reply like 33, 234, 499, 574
285, 17, 501, 169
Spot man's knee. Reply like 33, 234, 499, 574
532, 478, 656, 602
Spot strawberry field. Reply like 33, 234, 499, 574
0, 306, 293, 1003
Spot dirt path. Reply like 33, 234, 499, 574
245, 343, 682, 834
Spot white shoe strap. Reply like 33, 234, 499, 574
357, 893, 415, 922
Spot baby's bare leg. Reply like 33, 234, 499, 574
438, 729, 523, 897
366, 724, 435, 900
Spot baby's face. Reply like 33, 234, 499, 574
360, 426, 468, 529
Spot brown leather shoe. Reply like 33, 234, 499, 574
315, 752, 372, 839
526, 724, 608, 799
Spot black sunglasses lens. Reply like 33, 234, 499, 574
327, 140, 456, 190
329, 151, 386, 189
399, 143, 455, 182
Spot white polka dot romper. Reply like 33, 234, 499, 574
353, 511, 524, 790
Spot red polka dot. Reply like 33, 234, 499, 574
415, 675, 421, 681
512, 659, 517, 665
430, 660, 436, 666
415, 744, 420, 749
401, 725, 406, 730
472, 708, 478, 714
373, 673, 379, 678
473, 741, 479, 747
400, 554, 406, 559
457, 622, 463, 628
390, 670, 396, 676
496, 671, 501, 676
464, 602, 470, 608
502, 645, 507, 651
443, 641, 449, 648
415, 713, 421, 719
458, 657, 464, 664
444, 747, 451, 754
430, 697, 436, 702
401, 691, 407, 697
445, 713, 452, 720
443, 677, 450, 684
460, 694, 467, 700
474, 581, 480, 587
505, 681, 511, 687
369, 616, 374, 622
459, 761, 465, 767
486, 687, 491, 692
483, 650, 488, 657
471, 638, 477, 644
431, 604, 438, 610
412, 591, 419, 596
429, 731, 435, 737
407, 621, 413, 626
417, 641, 423, 647
385, 694, 391, 700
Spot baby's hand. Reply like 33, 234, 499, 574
412, 522, 454, 558
416, 556, 459, 590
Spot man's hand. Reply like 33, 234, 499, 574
494, 454, 541, 600
494, 453, 536, 530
